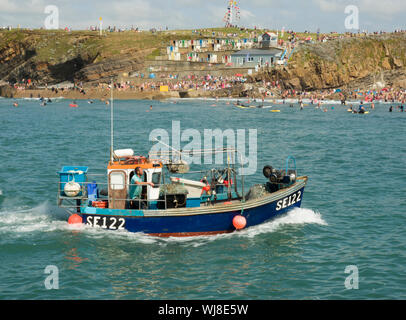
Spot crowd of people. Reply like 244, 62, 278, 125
5, 76, 406, 104
86, 74, 247, 93
277, 87, 406, 104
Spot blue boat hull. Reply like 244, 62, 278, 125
80, 181, 306, 237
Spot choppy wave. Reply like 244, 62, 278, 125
0, 201, 69, 235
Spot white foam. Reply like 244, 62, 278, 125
235, 207, 327, 239
0, 201, 69, 234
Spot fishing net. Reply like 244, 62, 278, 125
159, 183, 189, 196
245, 184, 270, 200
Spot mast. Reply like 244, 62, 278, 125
110, 79, 114, 162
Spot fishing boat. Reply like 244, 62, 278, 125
57, 88, 308, 237
58, 151, 307, 236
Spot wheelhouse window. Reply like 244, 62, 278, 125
152, 172, 161, 187
110, 171, 125, 190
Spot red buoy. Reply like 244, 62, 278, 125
68, 214, 82, 225
233, 215, 247, 230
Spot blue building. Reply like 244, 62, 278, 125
230, 48, 283, 67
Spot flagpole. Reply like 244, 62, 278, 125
99, 17, 103, 36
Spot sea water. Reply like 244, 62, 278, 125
0, 98, 405, 299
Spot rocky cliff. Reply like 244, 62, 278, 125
251, 34, 406, 91
0, 30, 154, 86
2, 30, 406, 93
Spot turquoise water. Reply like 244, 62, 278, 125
0, 98, 405, 300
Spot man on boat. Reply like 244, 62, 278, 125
129, 167, 154, 209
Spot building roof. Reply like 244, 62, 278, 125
231, 48, 283, 57
263, 32, 277, 37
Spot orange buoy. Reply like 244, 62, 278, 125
69, 104, 78, 108
68, 214, 82, 225
233, 215, 247, 230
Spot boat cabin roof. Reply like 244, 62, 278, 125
108, 156, 163, 170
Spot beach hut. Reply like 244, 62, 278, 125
261, 32, 278, 48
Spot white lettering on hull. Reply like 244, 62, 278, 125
276, 191, 302, 211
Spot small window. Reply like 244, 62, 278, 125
110, 171, 125, 190
152, 172, 161, 187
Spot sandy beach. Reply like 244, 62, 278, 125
10, 88, 185, 100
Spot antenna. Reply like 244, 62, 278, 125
110, 79, 114, 162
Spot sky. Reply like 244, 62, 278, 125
0, 0, 405, 32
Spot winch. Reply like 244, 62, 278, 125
263, 165, 296, 185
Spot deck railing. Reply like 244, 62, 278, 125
57, 171, 240, 213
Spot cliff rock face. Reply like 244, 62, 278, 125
253, 34, 406, 91
0, 30, 147, 85
75, 52, 146, 84
0, 31, 101, 84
